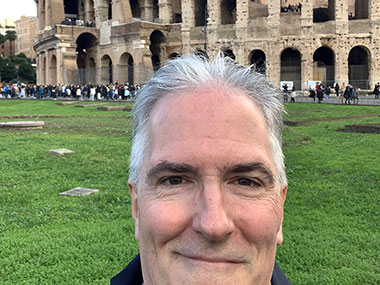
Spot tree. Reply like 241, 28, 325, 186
0, 58, 17, 82
5, 30, 17, 56
0, 34, 6, 44
18, 61, 35, 83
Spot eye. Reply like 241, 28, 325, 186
161, 176, 185, 186
234, 178, 262, 187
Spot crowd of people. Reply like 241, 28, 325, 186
0, 83, 141, 101
61, 18, 95, 27
308, 82, 360, 104
281, 3, 302, 13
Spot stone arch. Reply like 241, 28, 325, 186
119, 52, 134, 84
150, 30, 166, 71
101, 54, 113, 83
76, 32, 98, 84
223, 49, 236, 60
348, 46, 370, 89
249, 49, 266, 75
50, 55, 57, 85
313, 46, 335, 87
280, 47, 302, 90
221, 0, 236, 25
195, 0, 207, 27
313, 0, 335, 23
130, 0, 141, 19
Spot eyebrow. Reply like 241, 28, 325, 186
226, 162, 275, 185
145, 161, 198, 183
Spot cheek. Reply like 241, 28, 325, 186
139, 200, 191, 244
236, 198, 283, 244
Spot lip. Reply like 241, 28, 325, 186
178, 253, 244, 264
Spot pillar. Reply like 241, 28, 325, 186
267, 0, 280, 38
335, 0, 348, 35
180, 0, 194, 54
141, 0, 154, 22
235, 0, 249, 64
158, 0, 172, 24
300, 0, 313, 36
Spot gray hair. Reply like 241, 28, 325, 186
129, 53, 287, 188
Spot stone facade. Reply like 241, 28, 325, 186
34, 0, 380, 90
15, 16, 38, 60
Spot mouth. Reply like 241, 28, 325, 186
177, 253, 245, 265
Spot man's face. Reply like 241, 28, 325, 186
129, 87, 287, 284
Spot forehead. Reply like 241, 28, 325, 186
144, 87, 274, 169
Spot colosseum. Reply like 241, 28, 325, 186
33, 0, 380, 91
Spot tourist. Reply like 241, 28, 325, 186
373, 82, 380, 99
111, 53, 290, 284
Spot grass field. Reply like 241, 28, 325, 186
0, 100, 379, 284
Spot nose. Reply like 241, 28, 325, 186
192, 182, 234, 241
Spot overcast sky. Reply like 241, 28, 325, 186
0, 0, 37, 23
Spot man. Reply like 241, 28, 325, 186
112, 54, 289, 284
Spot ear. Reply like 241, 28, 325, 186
276, 185, 288, 245
128, 181, 139, 241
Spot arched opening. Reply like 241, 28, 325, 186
108, 0, 112, 20
281, 48, 302, 90
150, 30, 166, 71
76, 32, 97, 84
313, 0, 335, 23
348, 46, 369, 89
223, 49, 236, 60
349, 0, 369, 20
50, 55, 57, 85
101, 55, 113, 83
64, 0, 79, 21
313, 46, 335, 87
119, 52, 134, 84
195, 0, 207, 27
221, 0, 236, 25
130, 0, 141, 19
250, 50, 266, 75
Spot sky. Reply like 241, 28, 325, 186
0, 0, 37, 23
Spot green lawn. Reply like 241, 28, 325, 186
0, 100, 379, 284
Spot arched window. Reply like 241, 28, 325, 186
348, 46, 369, 89
313, 47, 335, 87
281, 48, 302, 90
250, 50, 266, 75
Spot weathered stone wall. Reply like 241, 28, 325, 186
34, 0, 380, 90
